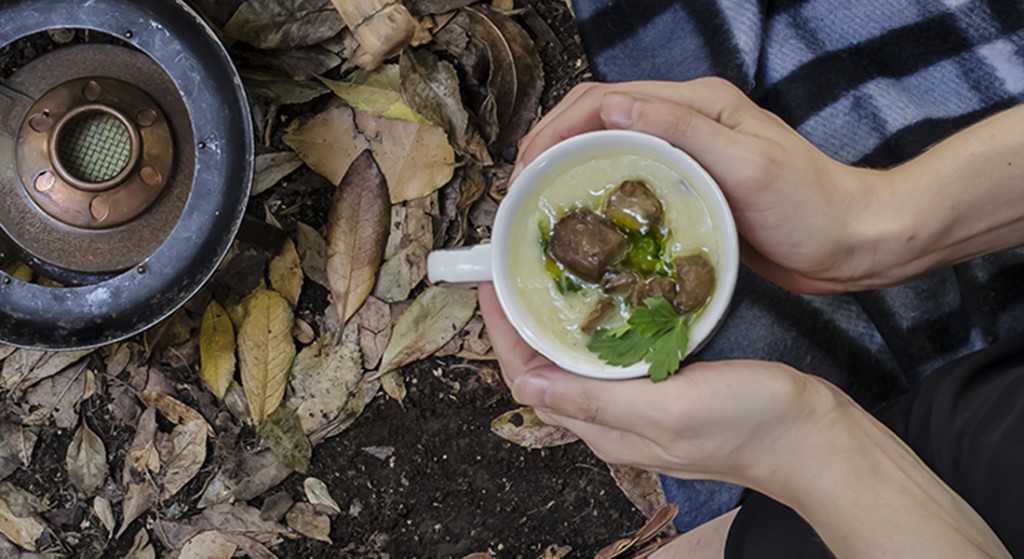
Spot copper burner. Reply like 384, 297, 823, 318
17, 77, 173, 229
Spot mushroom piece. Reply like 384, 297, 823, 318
630, 276, 678, 309
550, 210, 629, 283
602, 269, 641, 296
604, 180, 664, 234
581, 298, 616, 335
674, 253, 715, 313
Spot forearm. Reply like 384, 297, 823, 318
750, 384, 1010, 559
859, 104, 1024, 286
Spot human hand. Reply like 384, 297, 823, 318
479, 282, 842, 488
515, 79, 895, 293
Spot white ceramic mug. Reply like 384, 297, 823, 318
428, 130, 739, 379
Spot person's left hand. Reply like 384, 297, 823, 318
479, 282, 845, 488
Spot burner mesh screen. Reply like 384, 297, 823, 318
57, 112, 132, 183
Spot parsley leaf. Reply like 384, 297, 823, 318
586, 296, 690, 382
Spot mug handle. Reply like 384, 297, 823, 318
427, 244, 493, 286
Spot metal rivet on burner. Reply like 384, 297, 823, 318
90, 196, 110, 222
136, 109, 157, 127
34, 171, 55, 192
140, 165, 161, 186
83, 80, 102, 101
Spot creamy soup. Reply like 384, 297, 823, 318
505, 153, 718, 365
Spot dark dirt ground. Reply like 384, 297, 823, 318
0, 2, 651, 558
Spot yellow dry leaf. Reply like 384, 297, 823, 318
355, 111, 456, 203
200, 300, 236, 400
319, 79, 426, 124
2, 261, 33, 283
238, 289, 296, 426
269, 238, 304, 308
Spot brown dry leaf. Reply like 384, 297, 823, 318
286, 502, 332, 543
314, 374, 380, 445
354, 296, 392, 370
253, 152, 303, 196
238, 289, 296, 426
456, 314, 495, 360
241, 69, 330, 105
104, 342, 133, 377
380, 370, 407, 405
0, 421, 36, 481
159, 419, 208, 501
295, 221, 329, 288
378, 286, 478, 374
198, 449, 291, 509
93, 496, 115, 537
138, 391, 214, 436
608, 464, 670, 520
258, 405, 312, 473
331, 0, 416, 70
491, 407, 580, 449
0, 482, 48, 551
20, 361, 87, 428
66, 420, 108, 496
125, 528, 156, 559
200, 300, 236, 401
154, 503, 292, 554
409, 0, 476, 15
119, 409, 160, 538
327, 151, 391, 327
287, 323, 364, 438
634, 504, 680, 545
373, 196, 435, 303
180, 531, 238, 559
318, 65, 428, 124
594, 537, 636, 559
238, 45, 342, 81
536, 544, 572, 559
1, 348, 92, 393
293, 318, 316, 345
400, 48, 489, 162
283, 101, 369, 185
303, 478, 341, 515
269, 238, 304, 307
356, 110, 456, 203
225, 0, 344, 50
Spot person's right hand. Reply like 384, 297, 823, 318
515, 79, 897, 294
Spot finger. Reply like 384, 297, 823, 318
478, 282, 552, 385
510, 367, 687, 436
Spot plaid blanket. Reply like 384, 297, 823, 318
571, 0, 1024, 531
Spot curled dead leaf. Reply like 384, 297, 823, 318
608, 464, 670, 520
303, 478, 342, 515
269, 238, 304, 308
378, 286, 478, 375
225, 0, 344, 50
286, 502, 332, 543
327, 151, 391, 327
159, 419, 208, 501
93, 496, 115, 537
138, 391, 215, 436
238, 289, 296, 426
200, 300, 236, 401
331, 0, 416, 70
491, 407, 580, 449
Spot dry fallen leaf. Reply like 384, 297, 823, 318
242, 69, 330, 105
303, 478, 341, 515
373, 196, 434, 303
66, 420, 108, 496
269, 237, 304, 307
20, 361, 88, 428
327, 151, 391, 326
253, 152, 303, 196
380, 370, 407, 405
225, 0, 344, 50
93, 496, 115, 537
238, 289, 297, 426
378, 286, 478, 374
295, 221, 329, 288
536, 544, 572, 559
354, 296, 392, 370
138, 391, 214, 436
283, 101, 369, 185
331, 0, 416, 70
200, 300, 237, 401
198, 449, 292, 509
159, 419, 208, 501
180, 531, 238, 559
288, 323, 364, 439
125, 528, 156, 559
319, 65, 427, 124
608, 464, 670, 520
1, 348, 92, 393
355, 110, 456, 204
154, 503, 292, 554
0, 421, 36, 481
258, 405, 312, 473
400, 47, 490, 162
491, 407, 580, 449
0, 482, 49, 551
634, 504, 680, 545
119, 408, 159, 537
293, 318, 316, 345
286, 502, 332, 543
408, 0, 477, 15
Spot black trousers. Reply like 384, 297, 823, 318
726, 331, 1024, 558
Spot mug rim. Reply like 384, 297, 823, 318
493, 130, 740, 379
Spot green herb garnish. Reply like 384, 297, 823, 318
623, 231, 672, 276
587, 296, 690, 382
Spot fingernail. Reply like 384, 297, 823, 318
512, 375, 550, 408
601, 93, 636, 128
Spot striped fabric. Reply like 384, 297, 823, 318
571, 0, 1024, 532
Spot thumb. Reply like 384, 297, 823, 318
599, 93, 761, 186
